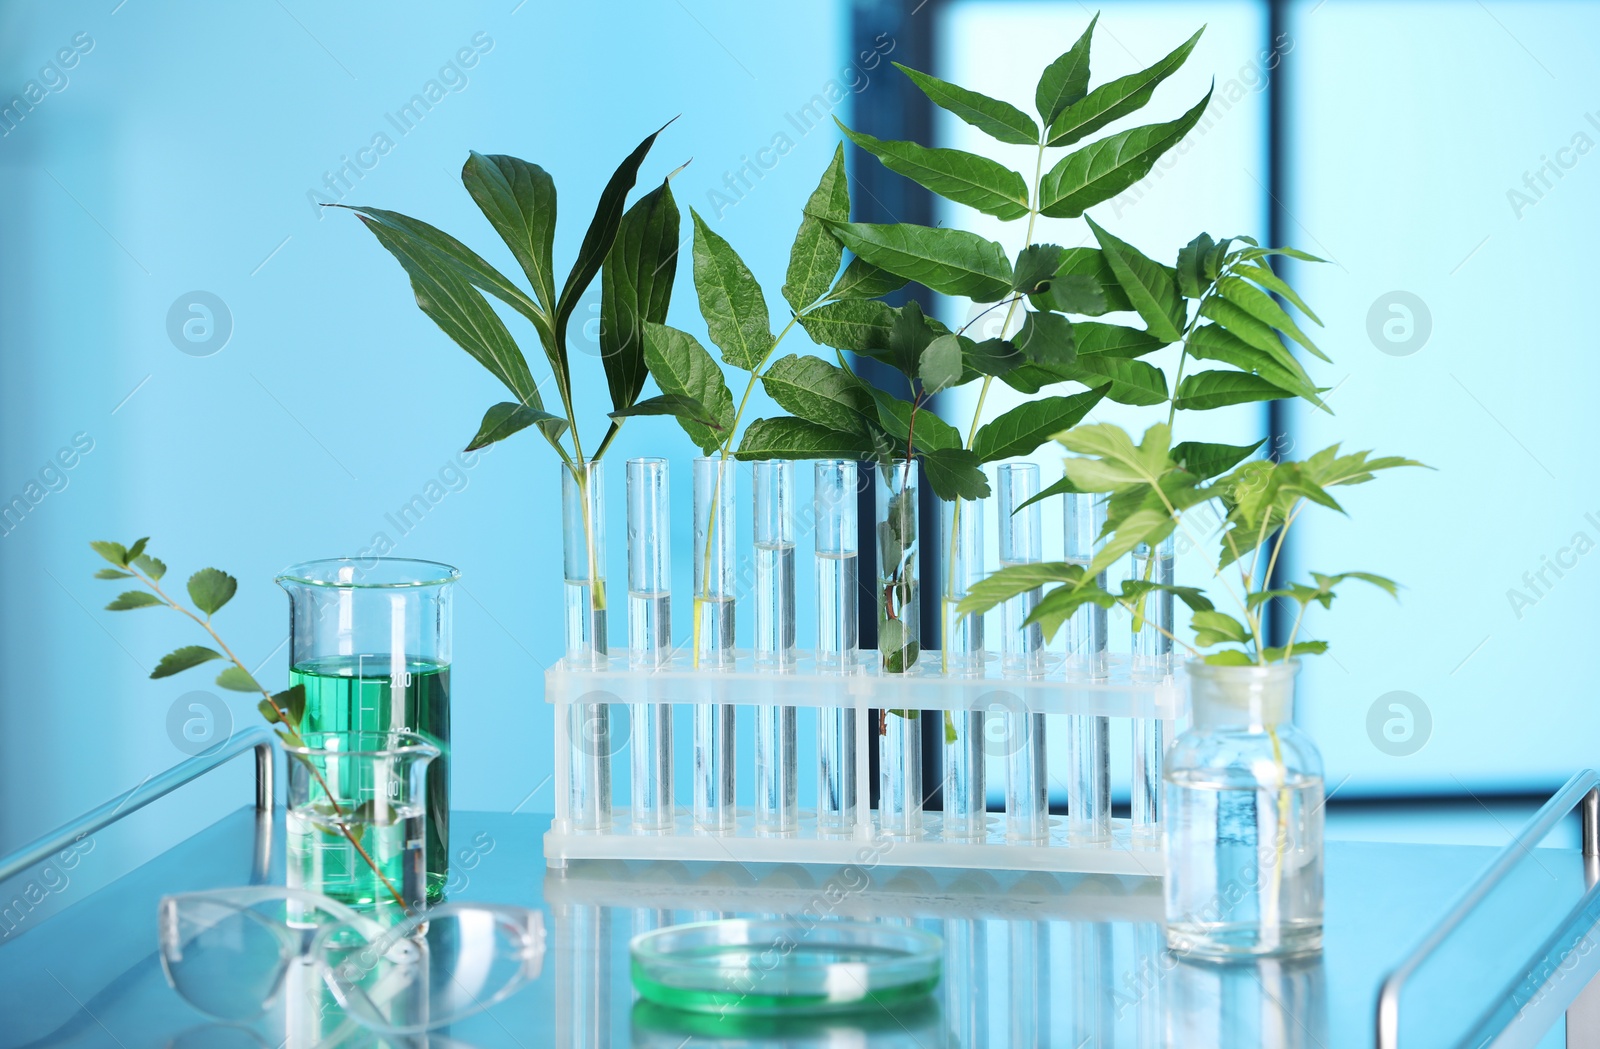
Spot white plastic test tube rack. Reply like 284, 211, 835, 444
545, 457, 1183, 877
546, 650, 1181, 875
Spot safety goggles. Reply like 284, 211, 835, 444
158, 886, 545, 1035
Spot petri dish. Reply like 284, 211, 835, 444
629, 918, 942, 1016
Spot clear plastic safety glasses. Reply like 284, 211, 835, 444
158, 886, 545, 1035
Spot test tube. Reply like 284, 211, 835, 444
941, 492, 986, 840
1132, 535, 1176, 845
814, 460, 858, 835
753, 459, 798, 835
562, 460, 610, 830
999, 463, 1048, 843
1064, 489, 1110, 843
877, 460, 922, 837
627, 457, 672, 832
692, 456, 736, 832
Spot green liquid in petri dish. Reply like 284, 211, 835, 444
290, 655, 451, 902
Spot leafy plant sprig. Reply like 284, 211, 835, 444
335, 123, 686, 618
91, 539, 407, 909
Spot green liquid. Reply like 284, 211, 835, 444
290, 655, 450, 902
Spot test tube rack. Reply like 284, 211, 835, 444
544, 651, 1182, 877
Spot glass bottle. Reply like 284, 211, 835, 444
1164, 660, 1325, 959
753, 459, 798, 835
814, 459, 858, 835
627, 457, 673, 832
1063, 490, 1109, 843
560, 461, 612, 833
997, 463, 1047, 843
876, 459, 921, 838
277, 557, 456, 903
941, 490, 986, 840
692, 456, 736, 832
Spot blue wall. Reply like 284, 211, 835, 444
0, 0, 857, 851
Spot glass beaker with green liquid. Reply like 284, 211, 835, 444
277, 558, 457, 903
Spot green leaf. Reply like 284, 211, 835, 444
972, 388, 1106, 463
1216, 276, 1327, 361
1025, 583, 1118, 642
837, 120, 1029, 221
1013, 474, 1080, 516
1191, 610, 1249, 647
1076, 321, 1163, 358
465, 401, 569, 452
1012, 244, 1066, 295
884, 300, 942, 378
1036, 249, 1131, 315
761, 354, 879, 435
1236, 259, 1322, 326
1176, 233, 1217, 299
556, 120, 672, 352
734, 417, 873, 461
870, 388, 962, 452
258, 698, 282, 724
357, 215, 540, 403
1040, 86, 1214, 218
783, 145, 850, 311
957, 561, 1083, 618
895, 63, 1039, 146
1264, 641, 1329, 661
217, 666, 261, 693
601, 176, 681, 413
460, 152, 559, 311
1122, 580, 1214, 613
922, 447, 991, 501
1073, 356, 1169, 406
827, 255, 907, 301
188, 568, 237, 616
641, 323, 736, 454
335, 206, 550, 348
878, 618, 920, 674
690, 209, 773, 371
919, 334, 963, 394
1203, 649, 1256, 667
964, 338, 1024, 379
1035, 14, 1097, 124
126, 538, 148, 562
95, 568, 133, 580
151, 646, 224, 680
1186, 324, 1325, 410
1017, 311, 1076, 366
91, 541, 128, 567
1171, 438, 1265, 480
1085, 215, 1184, 342
106, 591, 162, 611
1233, 245, 1327, 265
1045, 27, 1203, 146
274, 684, 307, 729
1086, 507, 1175, 578
826, 221, 1014, 302
133, 554, 167, 581
1173, 370, 1292, 411
607, 394, 724, 432
797, 298, 898, 354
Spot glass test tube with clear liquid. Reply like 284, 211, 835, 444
627, 457, 673, 831
1131, 534, 1175, 845
692, 457, 736, 832
753, 459, 798, 835
562, 460, 610, 830
814, 460, 858, 835
1064, 489, 1110, 843
998, 463, 1048, 843
877, 460, 922, 838
942, 492, 987, 840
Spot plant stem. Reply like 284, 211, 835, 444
125, 566, 408, 911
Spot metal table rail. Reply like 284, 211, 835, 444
1375, 768, 1600, 1048
0, 724, 275, 884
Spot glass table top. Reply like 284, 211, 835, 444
0, 806, 1585, 1048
